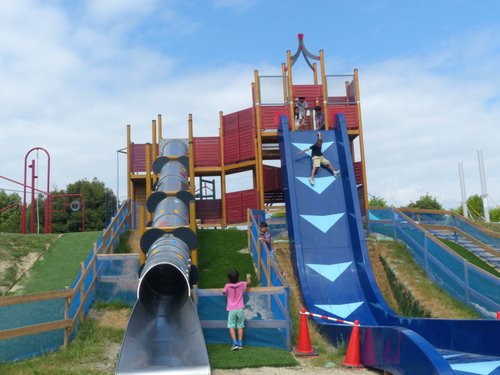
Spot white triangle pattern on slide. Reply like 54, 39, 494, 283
296, 176, 337, 194
450, 360, 500, 375
307, 262, 352, 282
315, 302, 364, 319
300, 213, 344, 233
292, 141, 334, 156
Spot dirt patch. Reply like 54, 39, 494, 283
238, 247, 250, 254
4, 252, 41, 295
88, 308, 130, 330
366, 239, 399, 313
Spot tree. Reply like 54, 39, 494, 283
368, 195, 387, 207
490, 208, 500, 222
49, 178, 117, 233
407, 194, 443, 210
456, 194, 483, 219
0, 190, 22, 233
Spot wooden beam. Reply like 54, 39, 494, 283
0, 319, 72, 340
0, 289, 72, 307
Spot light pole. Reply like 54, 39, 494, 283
117, 147, 127, 211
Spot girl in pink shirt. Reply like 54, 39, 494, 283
223, 269, 252, 350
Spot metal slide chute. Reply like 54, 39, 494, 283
116, 140, 210, 375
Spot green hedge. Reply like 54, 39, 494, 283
379, 256, 432, 318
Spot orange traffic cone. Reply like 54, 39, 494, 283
343, 320, 362, 367
295, 308, 317, 356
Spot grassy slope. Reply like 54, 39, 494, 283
0, 233, 58, 294
197, 228, 298, 368
10, 231, 101, 294
0, 306, 126, 375
368, 236, 480, 319
437, 237, 500, 278
197, 228, 257, 288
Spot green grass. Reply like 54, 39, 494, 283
9, 231, 102, 295
114, 230, 133, 254
0, 233, 58, 293
207, 344, 297, 368
197, 228, 257, 288
374, 239, 481, 319
437, 238, 500, 278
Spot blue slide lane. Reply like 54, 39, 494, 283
278, 114, 500, 375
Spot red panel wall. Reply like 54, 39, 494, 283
223, 108, 255, 165
195, 199, 222, 223
354, 161, 363, 185
130, 143, 159, 173
329, 104, 359, 130
260, 105, 289, 130
292, 85, 323, 105
225, 188, 258, 224
193, 137, 220, 167
263, 165, 282, 192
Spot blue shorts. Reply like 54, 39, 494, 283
227, 309, 245, 329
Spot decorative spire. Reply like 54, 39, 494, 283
290, 33, 320, 70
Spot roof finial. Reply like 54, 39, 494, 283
290, 34, 320, 71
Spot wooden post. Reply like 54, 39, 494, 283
286, 50, 295, 131
253, 70, 265, 210
188, 114, 196, 196
79, 262, 85, 323
158, 114, 163, 141
354, 68, 369, 214
151, 120, 158, 185
145, 143, 152, 224
281, 63, 288, 105
63, 287, 70, 348
190, 200, 198, 266
139, 204, 146, 265
126, 125, 131, 200
219, 113, 227, 228
320, 50, 329, 130
313, 62, 318, 85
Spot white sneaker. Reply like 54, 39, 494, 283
333, 170, 340, 177
309, 177, 315, 185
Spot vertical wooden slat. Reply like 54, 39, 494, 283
320, 50, 329, 130
354, 68, 369, 214
286, 50, 295, 131
219, 114, 227, 228
188, 114, 195, 196
79, 262, 85, 323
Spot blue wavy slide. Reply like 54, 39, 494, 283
278, 114, 500, 375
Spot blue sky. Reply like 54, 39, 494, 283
1, 0, 499, 211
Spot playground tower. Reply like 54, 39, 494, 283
127, 35, 368, 226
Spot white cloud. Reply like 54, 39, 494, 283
361, 44, 500, 209
0, 1, 498, 215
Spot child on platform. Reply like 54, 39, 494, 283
223, 269, 252, 350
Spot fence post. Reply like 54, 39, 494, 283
79, 261, 85, 323
63, 287, 70, 348
423, 234, 429, 275
463, 259, 470, 304
392, 208, 397, 240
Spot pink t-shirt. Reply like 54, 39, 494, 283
223, 281, 247, 311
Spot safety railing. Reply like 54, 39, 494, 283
325, 74, 356, 104
192, 209, 292, 350
258, 75, 288, 106
0, 199, 131, 363
367, 207, 500, 317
